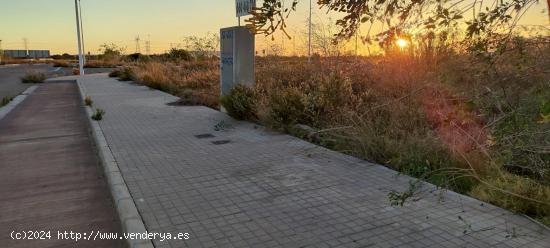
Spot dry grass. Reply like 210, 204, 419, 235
471, 166, 550, 225
85, 60, 118, 68
21, 70, 46, 83
131, 61, 219, 108
52, 60, 73, 67
113, 37, 550, 224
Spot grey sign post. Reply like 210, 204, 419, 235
220, 0, 256, 97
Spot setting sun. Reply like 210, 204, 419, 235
396, 38, 409, 48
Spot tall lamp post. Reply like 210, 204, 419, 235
74, 0, 84, 75
79, 0, 86, 65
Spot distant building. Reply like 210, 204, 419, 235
3, 50, 50, 59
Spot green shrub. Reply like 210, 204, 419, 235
114, 67, 135, 81
268, 87, 306, 126
488, 84, 550, 182
91, 109, 105, 121
220, 85, 256, 120
317, 73, 353, 112
21, 71, 46, 83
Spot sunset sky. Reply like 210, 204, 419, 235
0, 0, 548, 55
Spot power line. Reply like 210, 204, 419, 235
135, 35, 141, 53
145, 34, 151, 55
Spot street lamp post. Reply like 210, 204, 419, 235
79, 0, 86, 65
74, 0, 84, 75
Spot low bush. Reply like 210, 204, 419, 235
267, 87, 306, 126
21, 71, 46, 83
220, 84, 256, 120
91, 109, 105, 121
84, 96, 93, 106
110, 67, 135, 81
167, 48, 192, 61
108, 70, 121, 78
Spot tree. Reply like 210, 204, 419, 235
309, 17, 345, 56
99, 43, 124, 61
248, 0, 542, 45
182, 33, 219, 60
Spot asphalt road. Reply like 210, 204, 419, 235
0, 64, 112, 100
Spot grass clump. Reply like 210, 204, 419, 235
91, 109, 105, 121
110, 67, 135, 81
220, 84, 256, 120
21, 71, 46, 83
1, 96, 14, 107
84, 96, 93, 106
470, 167, 550, 225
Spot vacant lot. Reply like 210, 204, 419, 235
112, 36, 550, 225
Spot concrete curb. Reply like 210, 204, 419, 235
74, 78, 154, 248
0, 85, 38, 121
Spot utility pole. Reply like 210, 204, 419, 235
135, 36, 141, 54
308, 0, 312, 63
145, 34, 151, 55
74, 0, 84, 75
0, 39, 3, 64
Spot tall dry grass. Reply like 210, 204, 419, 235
131, 60, 220, 108
117, 37, 550, 224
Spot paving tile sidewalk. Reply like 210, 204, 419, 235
79, 74, 550, 248
0, 81, 121, 248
